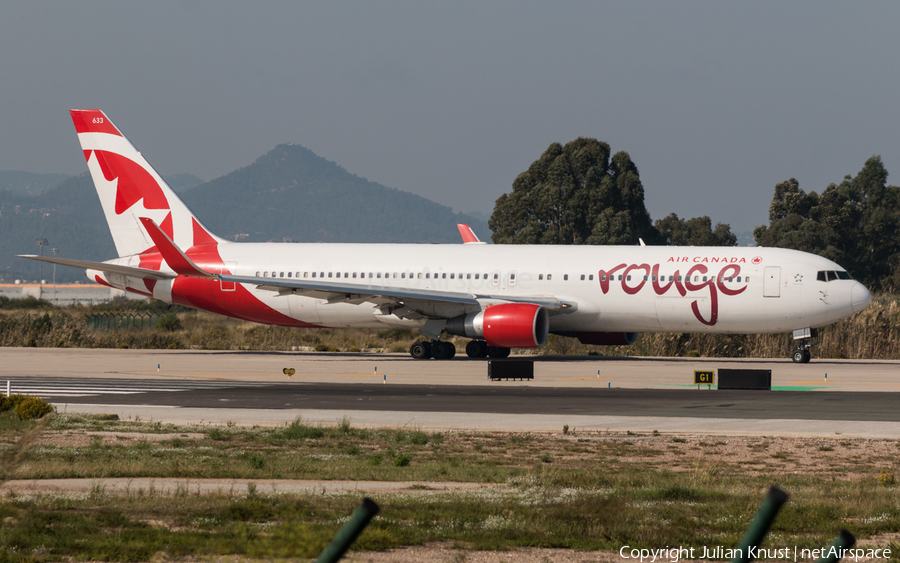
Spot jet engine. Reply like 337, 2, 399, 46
446, 303, 549, 348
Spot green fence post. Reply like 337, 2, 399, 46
814, 530, 856, 563
315, 498, 380, 563
731, 486, 789, 563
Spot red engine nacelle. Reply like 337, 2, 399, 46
575, 331, 638, 346
482, 303, 550, 348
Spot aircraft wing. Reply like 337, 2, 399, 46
140, 216, 570, 316
222, 273, 570, 314
17, 255, 175, 280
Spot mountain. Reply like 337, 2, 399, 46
181, 144, 489, 243
0, 145, 489, 282
0, 171, 72, 196
165, 173, 205, 193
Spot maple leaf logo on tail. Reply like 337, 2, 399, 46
70, 109, 224, 260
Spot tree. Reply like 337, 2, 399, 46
655, 213, 737, 246
489, 138, 659, 245
754, 157, 900, 291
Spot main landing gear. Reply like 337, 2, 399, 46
409, 340, 510, 360
409, 340, 455, 360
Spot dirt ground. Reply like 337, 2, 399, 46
8, 430, 899, 563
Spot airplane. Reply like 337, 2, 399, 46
20, 109, 872, 364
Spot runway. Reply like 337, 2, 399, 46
3, 348, 899, 437
11, 377, 900, 422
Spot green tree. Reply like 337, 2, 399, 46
489, 138, 659, 245
754, 156, 900, 290
655, 213, 737, 246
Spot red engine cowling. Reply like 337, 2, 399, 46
575, 331, 638, 346
482, 303, 550, 348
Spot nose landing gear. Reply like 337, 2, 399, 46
791, 327, 817, 363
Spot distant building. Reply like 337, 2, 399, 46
0, 283, 147, 305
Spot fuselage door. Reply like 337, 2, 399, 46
763, 266, 781, 298
507, 270, 518, 288
220, 262, 237, 291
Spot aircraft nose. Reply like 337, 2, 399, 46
851, 283, 872, 313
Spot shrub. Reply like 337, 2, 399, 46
156, 312, 182, 331
879, 469, 895, 487
393, 453, 411, 467
14, 395, 54, 420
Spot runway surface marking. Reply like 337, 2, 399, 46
6, 378, 262, 399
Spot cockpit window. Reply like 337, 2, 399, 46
818, 270, 853, 282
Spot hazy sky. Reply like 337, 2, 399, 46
2, 2, 898, 234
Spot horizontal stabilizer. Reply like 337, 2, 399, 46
457, 224, 486, 244
17, 255, 175, 280
138, 217, 215, 278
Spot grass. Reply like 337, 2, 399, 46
0, 413, 898, 561
4, 292, 900, 358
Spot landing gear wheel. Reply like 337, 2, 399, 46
487, 346, 511, 359
446, 342, 456, 359
431, 341, 451, 360
792, 348, 811, 364
410, 341, 432, 360
466, 340, 489, 358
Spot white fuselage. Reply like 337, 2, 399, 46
99, 242, 871, 335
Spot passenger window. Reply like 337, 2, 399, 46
564, 274, 568, 281
279, 272, 284, 277
426, 273, 430, 279
401, 273, 406, 279
600, 275, 604, 281
450, 273, 455, 279
443, 273, 447, 279
255, 271, 260, 277
510, 273, 515, 280
287, 272, 292, 278
580, 274, 585, 281
475, 273, 480, 279
627, 275, 631, 281
311, 272, 316, 278
352, 273, 357, 278
737, 276, 741, 282
303, 272, 308, 278
643, 276, 648, 282
539, 274, 544, 280
467, 273, 471, 279
484, 273, 488, 279
589, 275, 594, 281
417, 273, 422, 279
376, 273, 381, 279
263, 271, 268, 277
493, 273, 499, 280
547, 274, 552, 281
